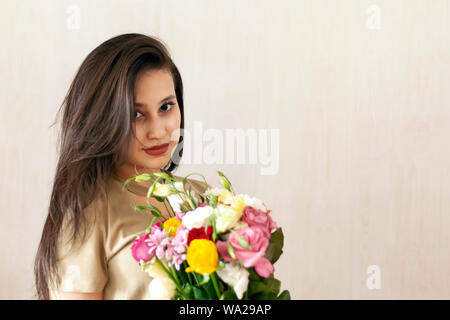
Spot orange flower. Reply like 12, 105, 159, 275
163, 217, 182, 237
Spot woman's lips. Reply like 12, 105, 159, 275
144, 143, 169, 155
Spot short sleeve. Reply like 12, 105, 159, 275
52, 196, 108, 294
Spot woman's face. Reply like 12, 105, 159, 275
115, 68, 181, 181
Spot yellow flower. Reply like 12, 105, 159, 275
218, 190, 233, 204
230, 196, 245, 216
185, 239, 219, 274
215, 196, 246, 233
163, 217, 182, 237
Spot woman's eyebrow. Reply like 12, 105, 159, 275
134, 94, 176, 107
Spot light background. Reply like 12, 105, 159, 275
1, 0, 449, 299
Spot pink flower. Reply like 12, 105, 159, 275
165, 226, 189, 270
241, 206, 278, 238
216, 226, 274, 278
145, 228, 170, 259
175, 212, 186, 220
131, 233, 154, 263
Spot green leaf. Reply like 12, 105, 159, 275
248, 267, 260, 281
182, 284, 193, 299
277, 290, 291, 300
263, 275, 281, 296
192, 286, 208, 300
220, 287, 238, 300
247, 280, 267, 297
265, 228, 284, 264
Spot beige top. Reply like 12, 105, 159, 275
51, 172, 211, 299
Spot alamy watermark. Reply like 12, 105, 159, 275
366, 265, 381, 290
170, 121, 280, 176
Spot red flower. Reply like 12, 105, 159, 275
187, 226, 213, 245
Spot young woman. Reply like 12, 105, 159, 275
34, 33, 210, 300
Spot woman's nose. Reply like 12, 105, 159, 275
145, 117, 166, 140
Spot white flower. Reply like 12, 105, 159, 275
153, 183, 178, 197
148, 277, 176, 300
146, 262, 169, 279
216, 262, 249, 299
181, 205, 214, 230
204, 187, 225, 197
237, 194, 268, 212
214, 204, 242, 233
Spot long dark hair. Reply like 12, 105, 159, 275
33, 33, 185, 299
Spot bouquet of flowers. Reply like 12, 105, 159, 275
125, 170, 290, 300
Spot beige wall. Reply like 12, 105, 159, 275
1, 0, 449, 299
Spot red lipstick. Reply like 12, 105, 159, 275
144, 143, 169, 156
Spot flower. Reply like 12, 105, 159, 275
185, 239, 219, 274
165, 226, 189, 270
241, 206, 278, 238
204, 187, 225, 197
214, 197, 245, 233
131, 233, 154, 263
187, 226, 213, 245
216, 262, 250, 299
216, 226, 274, 278
218, 190, 234, 204
163, 217, 182, 237
237, 194, 268, 212
181, 205, 213, 230
148, 277, 176, 300
152, 182, 178, 197
145, 228, 170, 260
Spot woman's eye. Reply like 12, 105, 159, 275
134, 102, 175, 120
134, 111, 143, 119
160, 102, 175, 112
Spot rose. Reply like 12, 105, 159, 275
216, 226, 274, 278
131, 233, 153, 263
216, 262, 249, 299
241, 206, 278, 238
148, 277, 176, 300
181, 205, 213, 230
187, 226, 213, 245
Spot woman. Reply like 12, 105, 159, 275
34, 33, 211, 300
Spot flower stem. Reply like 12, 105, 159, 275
210, 272, 221, 299
171, 266, 181, 285
183, 262, 193, 285
154, 258, 187, 299
162, 199, 173, 217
